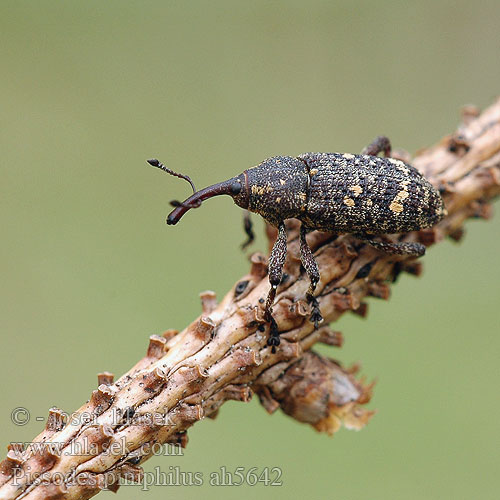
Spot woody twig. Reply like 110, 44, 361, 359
1, 99, 499, 500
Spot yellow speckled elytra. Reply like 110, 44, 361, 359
148, 136, 446, 351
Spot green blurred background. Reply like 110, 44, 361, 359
1, 1, 499, 499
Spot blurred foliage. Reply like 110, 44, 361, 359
1, 1, 499, 499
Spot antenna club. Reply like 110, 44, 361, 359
146, 157, 197, 193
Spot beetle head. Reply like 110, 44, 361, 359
147, 158, 249, 224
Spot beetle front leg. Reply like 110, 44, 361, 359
299, 225, 323, 328
241, 210, 255, 250
265, 221, 288, 352
361, 136, 392, 157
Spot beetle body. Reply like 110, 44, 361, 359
149, 136, 446, 351
228, 153, 445, 234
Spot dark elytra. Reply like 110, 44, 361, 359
148, 136, 446, 352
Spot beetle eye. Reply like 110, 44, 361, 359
230, 180, 242, 195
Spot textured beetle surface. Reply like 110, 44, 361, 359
149, 136, 446, 352
298, 153, 445, 233
232, 153, 445, 233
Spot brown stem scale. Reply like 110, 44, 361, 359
1, 99, 500, 499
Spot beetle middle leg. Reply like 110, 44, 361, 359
265, 221, 288, 352
299, 224, 323, 328
355, 232, 426, 257
361, 136, 392, 157
241, 210, 255, 249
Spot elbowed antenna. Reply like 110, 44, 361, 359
147, 157, 203, 220
147, 158, 197, 194
147, 158, 244, 225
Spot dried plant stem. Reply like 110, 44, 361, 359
1, 99, 500, 500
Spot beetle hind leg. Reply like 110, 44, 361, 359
299, 225, 323, 329
265, 222, 288, 352
355, 233, 426, 257
361, 136, 392, 157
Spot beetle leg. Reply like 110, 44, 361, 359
361, 136, 392, 157
241, 210, 255, 249
299, 225, 323, 328
265, 221, 288, 352
355, 233, 426, 257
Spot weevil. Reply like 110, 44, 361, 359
148, 136, 446, 351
